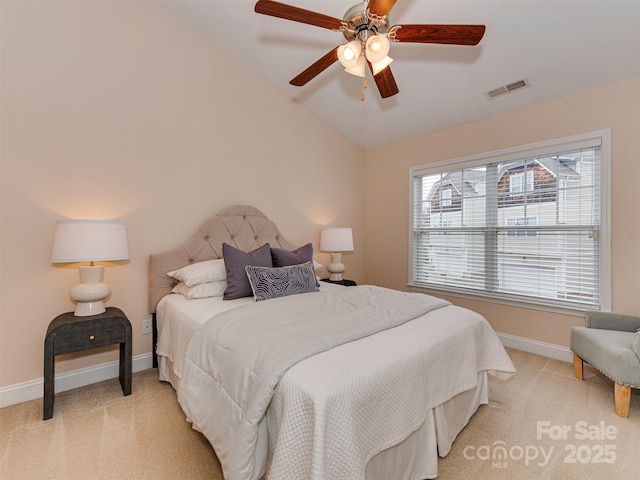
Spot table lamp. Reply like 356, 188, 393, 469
320, 227, 354, 281
51, 219, 129, 316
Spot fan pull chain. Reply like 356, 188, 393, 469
361, 79, 367, 102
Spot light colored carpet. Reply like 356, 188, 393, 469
1, 348, 638, 479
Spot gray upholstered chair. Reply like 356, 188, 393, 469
571, 312, 640, 417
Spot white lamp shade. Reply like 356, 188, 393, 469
337, 40, 362, 69
344, 54, 366, 78
371, 56, 394, 75
52, 219, 129, 263
320, 228, 354, 253
365, 35, 390, 63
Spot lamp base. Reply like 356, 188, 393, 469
327, 253, 346, 282
74, 300, 106, 317
70, 266, 110, 317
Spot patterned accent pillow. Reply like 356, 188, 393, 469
245, 261, 318, 302
223, 243, 273, 300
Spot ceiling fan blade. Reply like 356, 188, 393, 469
390, 24, 486, 45
255, 0, 343, 30
290, 47, 339, 86
367, 0, 397, 17
369, 64, 399, 98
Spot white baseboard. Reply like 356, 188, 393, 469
0, 333, 572, 409
498, 332, 573, 363
0, 353, 153, 409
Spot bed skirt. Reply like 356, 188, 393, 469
159, 355, 487, 480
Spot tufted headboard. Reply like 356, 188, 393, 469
148, 204, 294, 313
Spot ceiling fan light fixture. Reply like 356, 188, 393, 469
337, 40, 362, 68
365, 35, 390, 63
253, 0, 486, 100
371, 55, 394, 75
344, 54, 366, 78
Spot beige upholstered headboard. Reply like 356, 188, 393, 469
148, 205, 294, 313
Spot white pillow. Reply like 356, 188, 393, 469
167, 259, 227, 286
313, 260, 322, 270
172, 280, 227, 299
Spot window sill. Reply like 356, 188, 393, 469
406, 283, 597, 317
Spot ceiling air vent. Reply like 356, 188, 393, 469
485, 78, 531, 100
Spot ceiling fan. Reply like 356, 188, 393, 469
254, 0, 486, 100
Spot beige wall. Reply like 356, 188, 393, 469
2, 1, 638, 395
0, 1, 364, 389
364, 76, 640, 348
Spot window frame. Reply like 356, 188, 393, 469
408, 129, 611, 316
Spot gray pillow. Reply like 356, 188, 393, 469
223, 243, 272, 300
633, 331, 639, 357
271, 243, 319, 287
271, 243, 313, 267
245, 261, 318, 302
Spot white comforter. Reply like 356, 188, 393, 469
177, 286, 515, 480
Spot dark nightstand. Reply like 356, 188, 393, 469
321, 278, 357, 287
43, 307, 132, 420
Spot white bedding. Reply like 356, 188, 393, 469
156, 288, 255, 385
157, 285, 515, 480
266, 302, 511, 480
156, 282, 343, 386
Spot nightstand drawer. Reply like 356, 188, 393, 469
52, 321, 126, 355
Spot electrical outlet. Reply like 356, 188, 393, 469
142, 319, 152, 335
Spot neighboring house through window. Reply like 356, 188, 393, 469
409, 130, 611, 313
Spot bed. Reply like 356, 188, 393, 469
148, 205, 515, 480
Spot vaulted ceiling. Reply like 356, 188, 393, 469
160, 1, 640, 149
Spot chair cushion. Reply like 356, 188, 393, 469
634, 331, 640, 357
571, 326, 640, 387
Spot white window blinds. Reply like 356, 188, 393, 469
409, 130, 610, 312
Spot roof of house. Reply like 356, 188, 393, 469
427, 157, 580, 200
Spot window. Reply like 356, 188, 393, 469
441, 189, 452, 207
509, 171, 534, 194
409, 130, 611, 313
433, 219, 455, 228
506, 216, 538, 237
